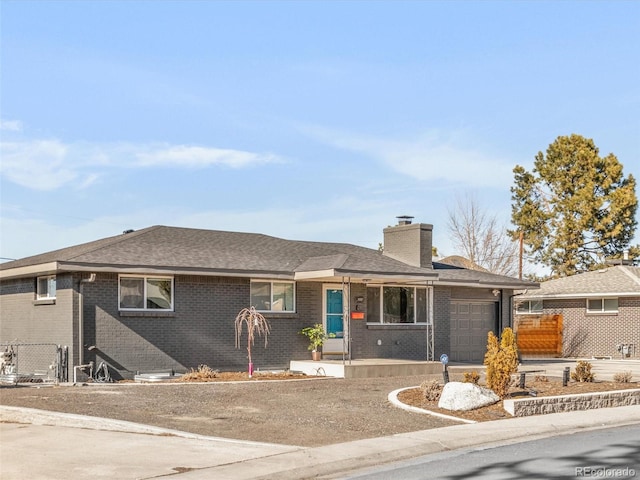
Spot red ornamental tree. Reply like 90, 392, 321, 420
234, 306, 271, 377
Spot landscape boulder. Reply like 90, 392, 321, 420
438, 381, 500, 411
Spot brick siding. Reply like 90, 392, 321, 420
0, 274, 77, 367
80, 274, 323, 379
2, 272, 520, 379
433, 286, 452, 359
540, 297, 640, 358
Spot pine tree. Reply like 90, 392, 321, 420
511, 134, 638, 277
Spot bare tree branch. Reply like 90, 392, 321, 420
447, 193, 520, 277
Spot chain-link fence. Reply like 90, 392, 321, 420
0, 343, 68, 385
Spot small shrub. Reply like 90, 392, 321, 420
420, 379, 442, 402
462, 371, 480, 384
180, 364, 220, 382
571, 360, 595, 382
534, 375, 549, 383
484, 327, 519, 398
613, 371, 633, 383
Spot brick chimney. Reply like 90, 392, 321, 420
382, 217, 433, 269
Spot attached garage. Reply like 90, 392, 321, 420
450, 301, 497, 362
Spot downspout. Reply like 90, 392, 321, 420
78, 273, 97, 367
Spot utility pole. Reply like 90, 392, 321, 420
518, 231, 524, 280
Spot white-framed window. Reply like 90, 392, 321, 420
366, 286, 429, 324
250, 281, 295, 312
119, 275, 173, 311
516, 300, 543, 314
37, 275, 56, 299
586, 298, 618, 313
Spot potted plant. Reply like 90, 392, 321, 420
299, 324, 333, 361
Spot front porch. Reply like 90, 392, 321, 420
290, 358, 477, 379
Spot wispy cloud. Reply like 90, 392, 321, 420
301, 126, 513, 188
0, 119, 23, 132
0, 132, 284, 191
135, 145, 281, 168
1, 139, 81, 190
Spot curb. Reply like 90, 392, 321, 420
388, 386, 476, 424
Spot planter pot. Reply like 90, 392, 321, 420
311, 351, 322, 361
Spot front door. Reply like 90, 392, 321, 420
323, 285, 347, 355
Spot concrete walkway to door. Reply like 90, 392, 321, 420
290, 358, 445, 378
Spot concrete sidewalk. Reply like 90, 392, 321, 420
2, 404, 640, 480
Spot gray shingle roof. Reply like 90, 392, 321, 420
518, 266, 640, 299
433, 262, 532, 286
0, 225, 536, 288
437, 256, 489, 272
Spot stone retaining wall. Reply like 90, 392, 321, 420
503, 389, 640, 417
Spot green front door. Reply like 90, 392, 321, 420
326, 288, 343, 338
323, 285, 346, 354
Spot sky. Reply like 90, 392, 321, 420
1, 0, 639, 268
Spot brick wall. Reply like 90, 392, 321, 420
433, 286, 451, 359
79, 274, 324, 379
382, 223, 433, 268
2, 271, 523, 377
0, 275, 76, 364
541, 297, 640, 358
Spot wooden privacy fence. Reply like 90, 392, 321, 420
515, 314, 563, 357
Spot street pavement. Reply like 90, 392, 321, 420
1, 358, 639, 480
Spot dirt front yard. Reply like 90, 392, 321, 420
2, 373, 637, 447
0, 375, 456, 447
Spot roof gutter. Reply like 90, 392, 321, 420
433, 280, 538, 289
517, 292, 640, 300
0, 262, 59, 280
294, 268, 438, 283
56, 263, 295, 280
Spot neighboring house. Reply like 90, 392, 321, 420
437, 256, 489, 272
515, 265, 640, 359
0, 219, 536, 379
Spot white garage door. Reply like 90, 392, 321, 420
450, 301, 497, 362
